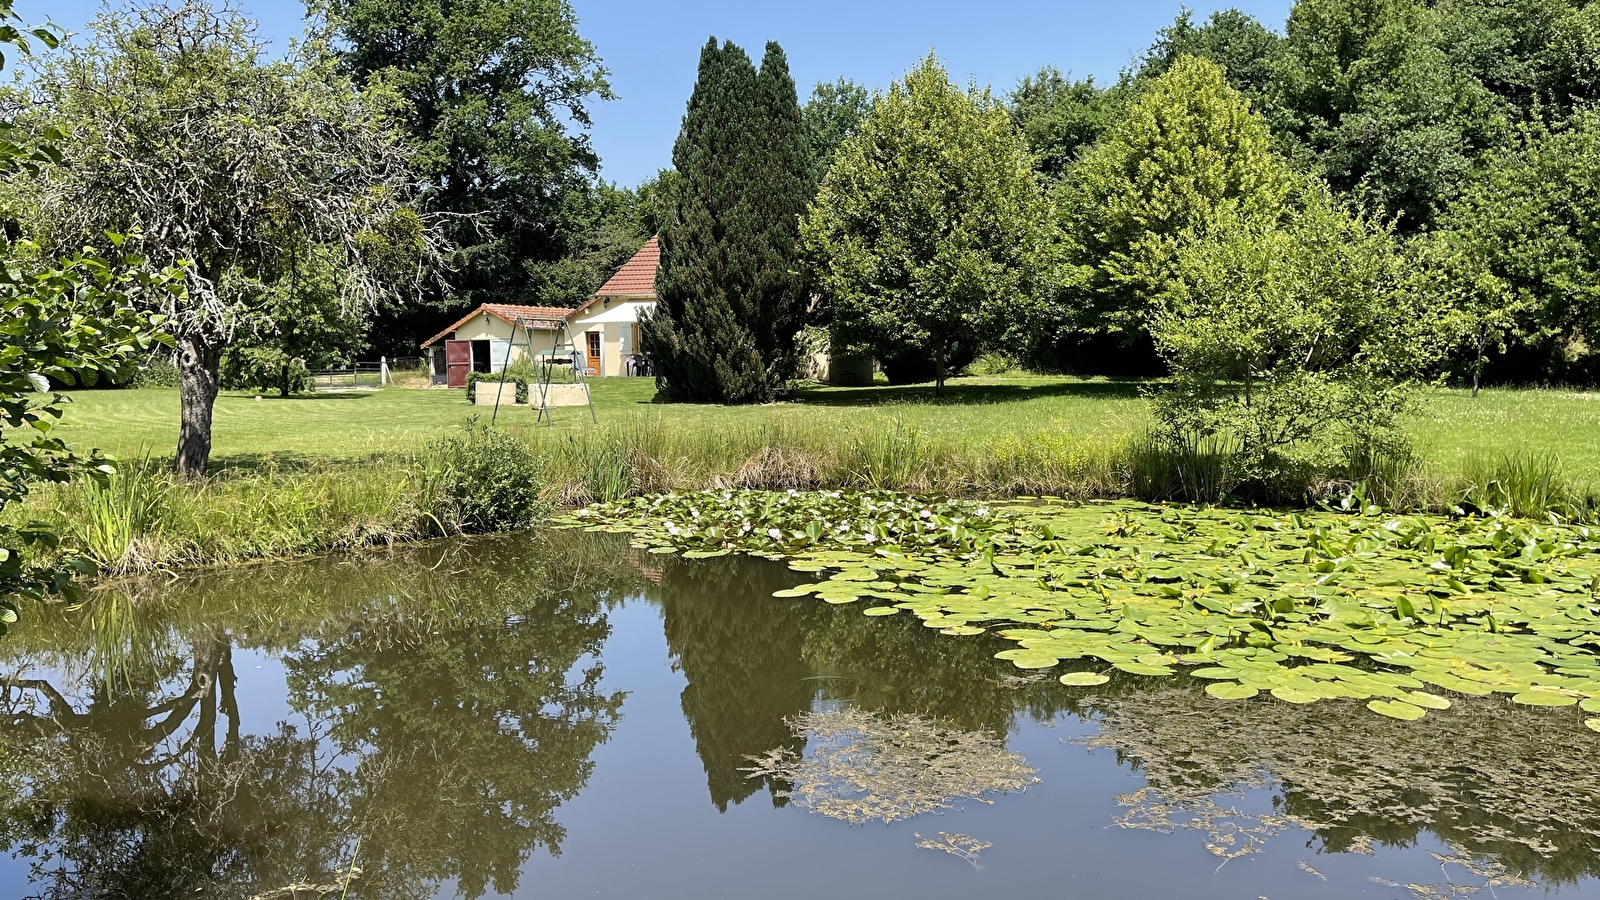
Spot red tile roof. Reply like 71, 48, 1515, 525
419, 303, 574, 349
418, 239, 660, 349
597, 236, 659, 297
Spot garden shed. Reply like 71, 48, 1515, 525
420, 304, 572, 388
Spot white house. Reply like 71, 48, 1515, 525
420, 237, 660, 386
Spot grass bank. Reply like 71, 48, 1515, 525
13, 375, 1600, 578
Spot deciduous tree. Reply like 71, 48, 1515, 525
1063, 54, 1294, 339
802, 54, 1053, 397
802, 78, 872, 180
21, 1, 442, 477
317, 0, 613, 352
220, 245, 368, 397
1431, 111, 1600, 385
1149, 184, 1443, 485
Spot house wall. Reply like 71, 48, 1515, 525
569, 296, 654, 377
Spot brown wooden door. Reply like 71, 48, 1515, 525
445, 340, 472, 388
585, 331, 601, 375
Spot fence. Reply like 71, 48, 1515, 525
308, 359, 389, 391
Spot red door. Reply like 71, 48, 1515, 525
445, 340, 472, 388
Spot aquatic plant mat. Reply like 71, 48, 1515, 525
566, 490, 1600, 728
740, 708, 1038, 824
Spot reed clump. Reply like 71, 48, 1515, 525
16, 418, 1596, 577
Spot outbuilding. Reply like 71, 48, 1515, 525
567, 236, 660, 377
419, 237, 662, 386
420, 304, 573, 388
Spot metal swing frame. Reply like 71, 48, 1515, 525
490, 315, 598, 426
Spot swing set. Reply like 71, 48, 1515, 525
489, 315, 598, 426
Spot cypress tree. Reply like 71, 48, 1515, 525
641, 37, 811, 403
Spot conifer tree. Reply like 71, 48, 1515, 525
641, 37, 811, 403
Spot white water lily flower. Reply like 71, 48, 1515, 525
919, 509, 933, 519
975, 507, 990, 517
666, 524, 681, 536
862, 532, 877, 544
768, 528, 783, 540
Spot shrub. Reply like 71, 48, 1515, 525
968, 352, 1020, 376
1148, 185, 1446, 490
130, 354, 181, 388
428, 420, 550, 532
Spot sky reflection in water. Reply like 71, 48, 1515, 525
0, 530, 1595, 899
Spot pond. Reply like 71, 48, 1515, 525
0, 528, 1597, 899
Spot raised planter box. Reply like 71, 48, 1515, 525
473, 381, 519, 407
532, 383, 590, 408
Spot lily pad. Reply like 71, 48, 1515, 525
573, 489, 1600, 728
1205, 682, 1259, 700
1271, 686, 1322, 704
1512, 691, 1578, 707
1367, 699, 1427, 720
1402, 691, 1452, 710
1114, 662, 1176, 677
1058, 672, 1111, 686
1586, 718, 1600, 733
863, 606, 900, 617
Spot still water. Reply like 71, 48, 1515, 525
0, 529, 1597, 899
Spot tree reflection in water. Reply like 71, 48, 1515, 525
651, 549, 1600, 889
0, 530, 642, 900
1, 532, 1599, 897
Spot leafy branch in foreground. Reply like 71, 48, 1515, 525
0, 246, 180, 619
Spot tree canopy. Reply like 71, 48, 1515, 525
641, 37, 813, 404
318, 0, 614, 353
801, 54, 1053, 396
1063, 54, 1295, 339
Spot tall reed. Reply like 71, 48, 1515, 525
15, 417, 1597, 579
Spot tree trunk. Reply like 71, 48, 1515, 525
279, 362, 291, 398
176, 333, 222, 479
933, 344, 947, 398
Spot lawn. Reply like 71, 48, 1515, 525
45, 375, 1600, 478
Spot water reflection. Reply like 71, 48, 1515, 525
0, 531, 1595, 899
1072, 681, 1600, 888
0, 532, 641, 900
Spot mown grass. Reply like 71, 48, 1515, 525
48, 375, 1150, 465
16, 375, 1600, 577
48, 378, 1600, 474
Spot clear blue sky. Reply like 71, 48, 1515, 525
32, 0, 1294, 187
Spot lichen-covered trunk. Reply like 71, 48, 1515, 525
176, 333, 221, 479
